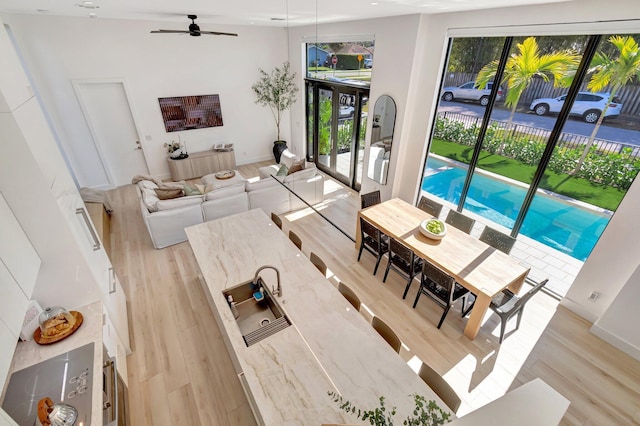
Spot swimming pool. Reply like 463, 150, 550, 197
422, 157, 612, 261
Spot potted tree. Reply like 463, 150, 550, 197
252, 62, 299, 163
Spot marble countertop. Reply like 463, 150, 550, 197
186, 209, 453, 425
4, 300, 104, 426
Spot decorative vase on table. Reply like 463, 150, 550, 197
273, 140, 288, 163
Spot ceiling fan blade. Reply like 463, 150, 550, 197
150, 30, 189, 34
199, 31, 239, 37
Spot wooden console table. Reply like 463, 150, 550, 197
167, 150, 236, 181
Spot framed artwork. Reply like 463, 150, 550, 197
158, 94, 223, 132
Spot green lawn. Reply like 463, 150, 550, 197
430, 139, 625, 211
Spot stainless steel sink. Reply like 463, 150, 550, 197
223, 277, 291, 346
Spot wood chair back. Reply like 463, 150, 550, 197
371, 316, 402, 353
271, 212, 283, 230
338, 282, 361, 311
289, 230, 302, 250
310, 252, 327, 277
418, 362, 461, 413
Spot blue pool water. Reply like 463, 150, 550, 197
422, 157, 611, 261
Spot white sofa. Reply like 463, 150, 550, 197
136, 163, 324, 249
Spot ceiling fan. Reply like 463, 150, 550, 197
150, 15, 238, 37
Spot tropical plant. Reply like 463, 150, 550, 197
328, 391, 451, 426
574, 35, 640, 174
476, 37, 580, 126
252, 62, 299, 141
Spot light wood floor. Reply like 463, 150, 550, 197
108, 162, 640, 425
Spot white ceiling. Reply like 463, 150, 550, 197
0, 0, 571, 27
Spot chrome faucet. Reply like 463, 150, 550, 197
254, 265, 282, 297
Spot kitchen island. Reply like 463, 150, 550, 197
186, 209, 453, 425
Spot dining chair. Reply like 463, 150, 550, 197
479, 226, 516, 254
358, 217, 389, 275
309, 252, 327, 277
360, 190, 381, 209
418, 362, 461, 413
383, 238, 423, 298
417, 196, 443, 218
413, 261, 469, 329
338, 282, 361, 311
271, 212, 283, 230
444, 210, 475, 235
489, 278, 549, 343
371, 316, 402, 354
289, 230, 302, 250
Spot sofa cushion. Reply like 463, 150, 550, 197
142, 188, 161, 212
154, 188, 184, 200
183, 182, 201, 196
283, 166, 317, 183
276, 165, 288, 176
204, 183, 246, 201
287, 158, 305, 175
246, 178, 279, 192
156, 195, 203, 211
195, 183, 215, 194
280, 149, 300, 169
138, 180, 159, 191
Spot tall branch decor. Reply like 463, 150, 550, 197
252, 61, 299, 142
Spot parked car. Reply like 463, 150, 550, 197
339, 105, 355, 119
529, 92, 622, 123
441, 81, 503, 106
364, 58, 373, 68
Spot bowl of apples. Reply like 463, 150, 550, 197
419, 218, 447, 240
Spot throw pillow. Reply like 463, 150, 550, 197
195, 183, 215, 194
183, 183, 201, 196
287, 158, 305, 175
276, 165, 289, 176
280, 149, 297, 168
154, 188, 184, 200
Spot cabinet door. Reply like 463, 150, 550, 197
218, 151, 236, 170
191, 154, 219, 178
102, 306, 129, 382
0, 261, 29, 339
103, 271, 131, 353
0, 318, 18, 388
0, 193, 41, 298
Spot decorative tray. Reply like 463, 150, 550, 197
33, 311, 84, 345
215, 170, 236, 180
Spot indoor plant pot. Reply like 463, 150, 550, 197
273, 141, 288, 164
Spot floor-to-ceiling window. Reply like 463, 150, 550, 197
423, 33, 640, 295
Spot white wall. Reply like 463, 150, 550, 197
1, 14, 289, 187
592, 264, 640, 361
286, 14, 422, 199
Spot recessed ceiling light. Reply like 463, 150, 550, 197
370, 2, 379, 5
75, 3, 100, 9
88, 12, 96, 17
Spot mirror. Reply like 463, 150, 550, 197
367, 95, 396, 184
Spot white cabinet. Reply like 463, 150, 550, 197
0, 262, 29, 340
0, 318, 17, 391
102, 308, 128, 385
0, 193, 41, 299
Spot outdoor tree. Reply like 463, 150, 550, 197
476, 37, 580, 127
252, 62, 299, 141
574, 35, 640, 174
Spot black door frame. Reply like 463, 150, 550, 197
306, 78, 369, 190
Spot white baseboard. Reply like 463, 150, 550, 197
559, 297, 599, 323
591, 323, 640, 362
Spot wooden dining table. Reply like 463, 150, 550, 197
357, 198, 530, 340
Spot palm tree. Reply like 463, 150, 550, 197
574, 35, 640, 174
476, 37, 579, 127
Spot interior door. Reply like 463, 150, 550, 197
75, 81, 148, 187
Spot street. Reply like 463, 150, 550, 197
438, 101, 640, 146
